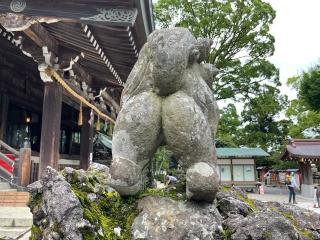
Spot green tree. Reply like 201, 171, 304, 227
286, 71, 320, 138
216, 103, 241, 147
299, 65, 320, 111
154, 0, 279, 100
240, 86, 290, 151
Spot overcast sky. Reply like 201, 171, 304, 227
266, 0, 320, 100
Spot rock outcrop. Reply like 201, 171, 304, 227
28, 167, 88, 240
28, 167, 320, 240
132, 196, 223, 240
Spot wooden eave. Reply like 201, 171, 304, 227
0, 0, 153, 115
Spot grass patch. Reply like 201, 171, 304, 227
137, 187, 186, 201
29, 225, 44, 240
220, 185, 231, 192
262, 231, 273, 240
222, 228, 233, 240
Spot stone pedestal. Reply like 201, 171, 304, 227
301, 184, 314, 198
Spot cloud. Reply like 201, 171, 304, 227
266, 0, 320, 99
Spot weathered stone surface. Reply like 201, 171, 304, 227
87, 162, 110, 185
186, 162, 219, 202
226, 211, 299, 240
110, 91, 162, 196
132, 196, 223, 240
218, 186, 320, 240
217, 196, 253, 217
27, 180, 43, 194
28, 167, 91, 240
110, 27, 220, 201
262, 202, 320, 239
216, 187, 254, 217
162, 91, 214, 168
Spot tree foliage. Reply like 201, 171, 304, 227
154, 0, 279, 100
299, 65, 320, 111
239, 86, 290, 151
216, 86, 290, 154
286, 68, 320, 138
216, 104, 241, 147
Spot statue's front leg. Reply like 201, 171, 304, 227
110, 91, 162, 196
162, 91, 219, 202
186, 162, 219, 202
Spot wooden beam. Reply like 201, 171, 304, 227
0, 2, 137, 27
80, 108, 93, 170
23, 22, 59, 55
39, 82, 62, 177
101, 90, 120, 114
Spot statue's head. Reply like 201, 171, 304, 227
146, 28, 214, 96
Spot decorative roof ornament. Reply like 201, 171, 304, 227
0, 13, 60, 32
10, 0, 26, 13
81, 8, 138, 26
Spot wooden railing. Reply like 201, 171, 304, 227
29, 157, 80, 183
0, 139, 31, 187
0, 140, 82, 187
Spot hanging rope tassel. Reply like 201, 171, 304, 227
78, 102, 83, 126
96, 116, 101, 131
45, 67, 115, 124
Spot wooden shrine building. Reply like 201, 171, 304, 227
0, 0, 154, 184
216, 147, 269, 191
280, 139, 320, 198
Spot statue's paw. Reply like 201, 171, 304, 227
109, 157, 142, 196
186, 162, 219, 202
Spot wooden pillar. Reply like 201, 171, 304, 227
300, 162, 314, 198
80, 108, 93, 170
0, 94, 9, 141
301, 162, 313, 185
18, 146, 31, 187
39, 82, 62, 177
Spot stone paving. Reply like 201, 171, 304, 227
248, 185, 320, 214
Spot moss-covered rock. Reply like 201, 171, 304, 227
28, 164, 188, 240
28, 166, 320, 240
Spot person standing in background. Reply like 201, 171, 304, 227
314, 185, 320, 208
288, 172, 298, 204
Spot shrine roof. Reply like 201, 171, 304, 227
280, 139, 320, 160
216, 148, 269, 158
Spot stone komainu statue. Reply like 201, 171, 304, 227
110, 28, 220, 202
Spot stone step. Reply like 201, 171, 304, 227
0, 188, 17, 192
0, 226, 30, 239
0, 182, 11, 189
0, 207, 33, 227
0, 192, 29, 207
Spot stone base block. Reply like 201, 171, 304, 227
301, 184, 314, 198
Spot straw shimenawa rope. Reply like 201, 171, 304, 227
45, 67, 116, 124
